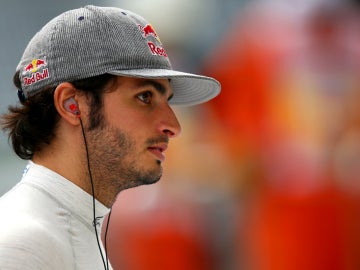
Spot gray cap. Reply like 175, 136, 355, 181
17, 5, 220, 106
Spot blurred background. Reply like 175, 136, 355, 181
1, 0, 360, 269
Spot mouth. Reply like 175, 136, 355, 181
147, 143, 168, 162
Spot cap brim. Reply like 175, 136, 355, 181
107, 69, 220, 106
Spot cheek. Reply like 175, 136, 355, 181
113, 117, 148, 137
111, 110, 154, 133
107, 116, 151, 150
103, 98, 157, 137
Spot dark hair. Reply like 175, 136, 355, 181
0, 71, 116, 160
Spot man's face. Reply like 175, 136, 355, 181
83, 76, 181, 203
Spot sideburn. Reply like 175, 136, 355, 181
87, 93, 105, 130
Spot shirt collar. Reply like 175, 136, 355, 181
21, 161, 110, 229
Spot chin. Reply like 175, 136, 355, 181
137, 164, 163, 186
145, 169, 162, 185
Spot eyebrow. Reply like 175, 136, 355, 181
141, 79, 174, 101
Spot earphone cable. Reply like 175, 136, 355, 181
104, 208, 112, 270
79, 117, 108, 270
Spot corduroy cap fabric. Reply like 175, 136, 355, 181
16, 5, 220, 106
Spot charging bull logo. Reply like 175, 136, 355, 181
24, 59, 47, 73
138, 24, 167, 58
23, 58, 50, 86
139, 24, 160, 41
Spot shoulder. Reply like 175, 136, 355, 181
0, 214, 74, 270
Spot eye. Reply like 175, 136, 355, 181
137, 91, 152, 104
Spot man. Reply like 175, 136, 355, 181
0, 5, 220, 270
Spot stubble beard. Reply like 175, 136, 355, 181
83, 123, 163, 204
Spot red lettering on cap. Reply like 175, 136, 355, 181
147, 42, 167, 57
23, 68, 49, 86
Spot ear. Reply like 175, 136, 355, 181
54, 82, 81, 125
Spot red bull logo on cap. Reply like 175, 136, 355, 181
24, 58, 47, 73
138, 24, 167, 58
139, 24, 160, 41
22, 58, 50, 86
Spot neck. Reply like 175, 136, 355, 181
32, 149, 86, 188
32, 143, 117, 208
31, 124, 93, 197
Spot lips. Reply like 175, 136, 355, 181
147, 143, 168, 162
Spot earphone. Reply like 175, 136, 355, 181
64, 97, 80, 116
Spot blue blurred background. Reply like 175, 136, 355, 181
2, 0, 360, 269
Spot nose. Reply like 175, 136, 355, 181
160, 105, 181, 138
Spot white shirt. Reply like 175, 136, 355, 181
0, 161, 112, 269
